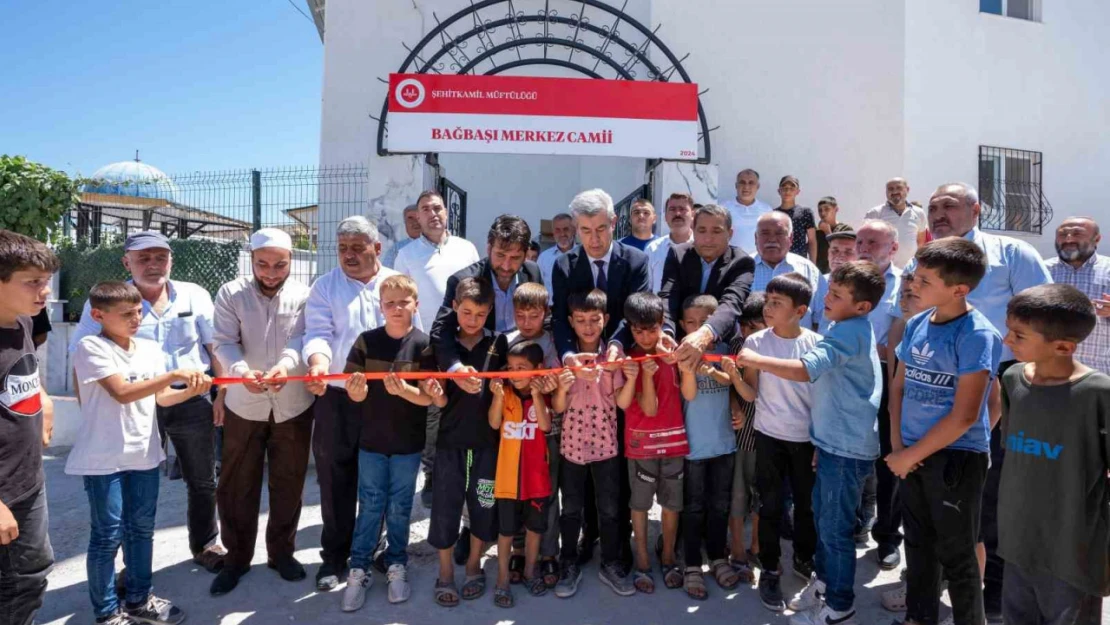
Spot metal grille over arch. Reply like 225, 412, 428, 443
376, 0, 713, 164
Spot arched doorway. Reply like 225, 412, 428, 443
372, 0, 713, 239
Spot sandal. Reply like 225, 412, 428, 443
509, 554, 526, 585
729, 556, 755, 584
493, 585, 514, 608
523, 575, 548, 597
684, 566, 708, 601
540, 558, 559, 588
662, 564, 683, 590
434, 579, 460, 607
461, 572, 487, 600
632, 568, 655, 594
710, 559, 741, 590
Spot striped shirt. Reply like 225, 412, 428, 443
729, 334, 758, 452
752, 252, 821, 329
1047, 254, 1110, 374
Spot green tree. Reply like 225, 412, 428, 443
0, 155, 77, 241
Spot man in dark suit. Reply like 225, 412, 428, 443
552, 189, 651, 363
659, 203, 755, 368
429, 214, 542, 371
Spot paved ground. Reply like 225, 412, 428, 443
38, 446, 915, 625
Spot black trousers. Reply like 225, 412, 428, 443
560, 456, 622, 566
312, 386, 362, 566
0, 487, 53, 625
902, 449, 989, 625
157, 394, 219, 555
755, 432, 816, 573
683, 453, 734, 567
582, 412, 633, 565
872, 363, 903, 550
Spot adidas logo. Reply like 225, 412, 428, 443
910, 342, 935, 366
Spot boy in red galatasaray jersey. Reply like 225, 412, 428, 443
615, 292, 688, 594
489, 341, 555, 608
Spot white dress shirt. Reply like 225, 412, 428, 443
392, 233, 480, 331
538, 244, 572, 303
721, 197, 773, 255
646, 232, 694, 293
213, 276, 314, 422
301, 266, 419, 387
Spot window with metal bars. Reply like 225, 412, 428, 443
977, 146, 1053, 234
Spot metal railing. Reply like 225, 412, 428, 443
977, 145, 1053, 235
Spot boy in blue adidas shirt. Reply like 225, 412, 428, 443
887, 238, 1001, 625
736, 261, 886, 625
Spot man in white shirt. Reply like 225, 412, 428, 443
645, 193, 695, 293
393, 191, 480, 331
720, 168, 773, 255
538, 212, 576, 302
865, 177, 927, 268
301, 216, 411, 591
381, 203, 421, 268
209, 229, 314, 596
750, 212, 821, 328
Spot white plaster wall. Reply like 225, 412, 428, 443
904, 0, 1110, 257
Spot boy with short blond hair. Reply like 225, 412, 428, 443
427, 276, 508, 607
0, 230, 59, 625
679, 294, 739, 599
340, 274, 445, 610
616, 291, 688, 596
70, 281, 211, 625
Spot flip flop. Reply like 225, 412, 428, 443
493, 585, 514, 608
710, 559, 741, 590
632, 569, 655, 594
434, 579, 460, 608
523, 575, 548, 597
461, 572, 487, 600
540, 559, 560, 588
509, 554, 526, 585
684, 566, 708, 601
662, 564, 683, 589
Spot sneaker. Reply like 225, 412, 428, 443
880, 582, 906, 612
877, 544, 901, 570
598, 561, 635, 597
758, 570, 785, 612
341, 568, 372, 612
387, 564, 411, 604
124, 594, 185, 625
555, 562, 583, 598
793, 556, 815, 582
453, 527, 472, 566
96, 611, 140, 625
316, 561, 341, 591
788, 575, 825, 611
790, 605, 859, 625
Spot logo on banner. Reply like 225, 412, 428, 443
394, 78, 426, 109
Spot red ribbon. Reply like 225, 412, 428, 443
211, 352, 725, 386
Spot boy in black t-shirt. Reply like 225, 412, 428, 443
427, 277, 507, 608
0, 230, 60, 625
998, 284, 1109, 624
340, 275, 446, 611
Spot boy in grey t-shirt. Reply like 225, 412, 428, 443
998, 284, 1109, 623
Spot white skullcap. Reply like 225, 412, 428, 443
250, 228, 293, 252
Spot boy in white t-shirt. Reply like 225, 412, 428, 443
724, 273, 820, 613
68, 282, 210, 625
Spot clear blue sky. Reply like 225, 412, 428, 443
1, 0, 323, 178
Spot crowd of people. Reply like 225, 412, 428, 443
0, 170, 1108, 625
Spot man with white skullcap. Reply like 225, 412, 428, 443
208, 228, 315, 595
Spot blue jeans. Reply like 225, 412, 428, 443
349, 451, 421, 571
813, 449, 874, 612
83, 468, 161, 619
